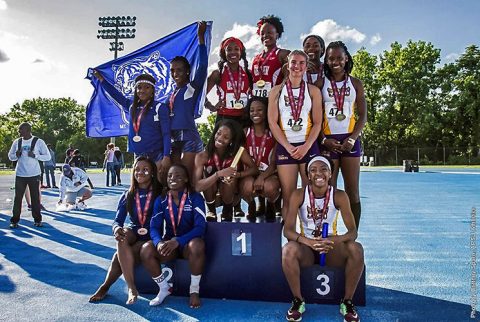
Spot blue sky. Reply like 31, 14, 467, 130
0, 0, 479, 114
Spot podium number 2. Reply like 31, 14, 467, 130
232, 229, 252, 256
316, 274, 331, 295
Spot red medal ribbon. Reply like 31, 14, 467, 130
168, 189, 188, 237
169, 88, 180, 115
132, 101, 151, 136
249, 127, 268, 167
257, 47, 277, 79
135, 189, 153, 228
330, 75, 348, 115
225, 65, 243, 101
285, 79, 306, 122
308, 184, 330, 237
213, 153, 230, 171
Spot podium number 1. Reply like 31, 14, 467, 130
237, 233, 247, 254
232, 229, 252, 256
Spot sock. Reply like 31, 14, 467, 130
350, 201, 361, 230
189, 274, 201, 294
149, 270, 172, 306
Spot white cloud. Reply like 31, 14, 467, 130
370, 33, 382, 46
444, 52, 460, 64
301, 19, 366, 46
0, 0, 7, 10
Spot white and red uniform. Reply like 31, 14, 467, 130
216, 65, 251, 117
251, 48, 284, 98
245, 127, 276, 172
298, 186, 339, 237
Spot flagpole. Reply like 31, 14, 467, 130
97, 16, 137, 144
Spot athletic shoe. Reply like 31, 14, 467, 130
76, 201, 86, 210
34, 222, 43, 227
52, 186, 59, 189
46, 185, 51, 188
234, 204, 245, 217
66, 203, 76, 211
340, 298, 360, 322
206, 212, 217, 222
286, 297, 305, 321
9, 222, 19, 229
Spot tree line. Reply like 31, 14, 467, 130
0, 41, 478, 167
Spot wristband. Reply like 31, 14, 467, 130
321, 137, 327, 145
347, 138, 356, 145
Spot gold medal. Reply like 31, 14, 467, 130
137, 227, 148, 235
133, 135, 142, 142
234, 102, 243, 109
292, 124, 302, 132
335, 114, 346, 121
256, 80, 266, 88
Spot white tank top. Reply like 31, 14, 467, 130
278, 81, 313, 144
322, 76, 357, 135
298, 186, 339, 237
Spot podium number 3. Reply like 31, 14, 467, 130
316, 274, 331, 295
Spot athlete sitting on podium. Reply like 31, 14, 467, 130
141, 164, 207, 308
282, 155, 364, 322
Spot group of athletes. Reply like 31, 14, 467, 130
89, 15, 366, 322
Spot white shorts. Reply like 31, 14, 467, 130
65, 187, 90, 203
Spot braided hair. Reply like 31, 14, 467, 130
131, 74, 155, 122
257, 14, 285, 38
323, 41, 354, 79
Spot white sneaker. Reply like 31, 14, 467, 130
76, 201, 86, 210
66, 203, 76, 211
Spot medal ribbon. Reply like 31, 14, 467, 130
308, 184, 330, 237
169, 88, 180, 115
132, 101, 151, 136
249, 127, 268, 167
257, 47, 277, 79
330, 75, 348, 115
168, 189, 188, 237
135, 189, 153, 228
213, 153, 230, 171
285, 79, 305, 122
225, 65, 243, 101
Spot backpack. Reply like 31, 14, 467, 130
17, 136, 39, 153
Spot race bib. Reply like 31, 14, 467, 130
325, 103, 351, 119
252, 82, 272, 98
225, 93, 249, 109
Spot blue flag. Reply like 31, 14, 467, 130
85, 22, 212, 138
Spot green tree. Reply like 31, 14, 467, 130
377, 41, 441, 148
352, 48, 381, 151
198, 113, 216, 146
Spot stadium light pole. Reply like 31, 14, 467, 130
97, 16, 137, 144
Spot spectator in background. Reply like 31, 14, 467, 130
69, 149, 94, 189
39, 160, 47, 189
114, 147, 125, 186
103, 143, 116, 187
58, 164, 92, 210
44, 143, 57, 188
65, 146, 75, 164
8, 122, 51, 228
